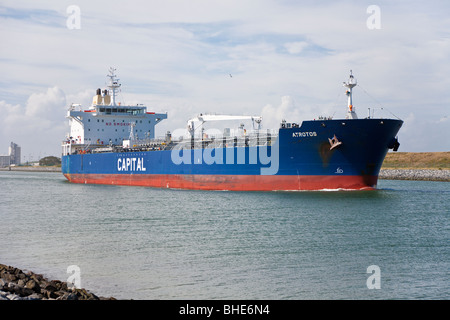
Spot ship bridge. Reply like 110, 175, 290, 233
62, 68, 167, 155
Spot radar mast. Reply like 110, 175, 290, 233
343, 70, 358, 119
106, 67, 121, 106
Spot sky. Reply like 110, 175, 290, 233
0, 0, 449, 161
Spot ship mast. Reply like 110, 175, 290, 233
343, 70, 358, 119
106, 67, 121, 106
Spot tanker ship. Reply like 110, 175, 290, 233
61, 68, 402, 191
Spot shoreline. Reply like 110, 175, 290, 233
0, 264, 115, 300
0, 166, 449, 181
379, 169, 450, 182
0, 166, 61, 172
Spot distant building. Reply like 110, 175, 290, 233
0, 142, 21, 167
9, 142, 21, 165
0, 155, 10, 168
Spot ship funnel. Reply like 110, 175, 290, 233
103, 89, 111, 105
93, 88, 102, 105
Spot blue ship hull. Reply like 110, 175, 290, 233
62, 118, 402, 191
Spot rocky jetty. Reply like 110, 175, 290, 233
0, 166, 61, 172
0, 264, 116, 300
379, 169, 450, 182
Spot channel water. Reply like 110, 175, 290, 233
0, 171, 448, 299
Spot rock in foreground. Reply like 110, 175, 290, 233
0, 264, 116, 300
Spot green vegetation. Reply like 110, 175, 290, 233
39, 156, 61, 167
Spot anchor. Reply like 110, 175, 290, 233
328, 134, 342, 150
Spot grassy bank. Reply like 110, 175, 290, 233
382, 152, 450, 170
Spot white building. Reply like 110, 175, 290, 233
0, 141, 21, 167
0, 155, 10, 168
9, 142, 21, 165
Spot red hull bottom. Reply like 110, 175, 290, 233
64, 174, 378, 191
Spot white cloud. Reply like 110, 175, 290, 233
437, 116, 448, 123
284, 41, 309, 54
25, 87, 66, 119
1, 0, 450, 156
261, 96, 304, 130
391, 112, 450, 152
0, 87, 67, 159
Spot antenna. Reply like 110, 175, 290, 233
106, 67, 121, 106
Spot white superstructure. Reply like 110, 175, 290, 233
63, 68, 167, 155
